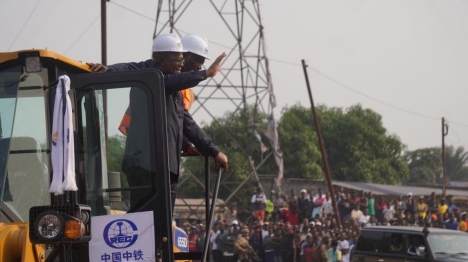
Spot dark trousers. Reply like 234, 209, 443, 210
170, 172, 179, 210
281, 250, 293, 262
265, 250, 275, 262
212, 249, 223, 262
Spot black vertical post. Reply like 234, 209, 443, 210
204, 156, 210, 262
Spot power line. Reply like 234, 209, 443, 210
63, 14, 100, 55
8, 0, 42, 51
109, 1, 468, 129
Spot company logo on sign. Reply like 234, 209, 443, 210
103, 219, 139, 249
174, 227, 189, 252
177, 237, 187, 248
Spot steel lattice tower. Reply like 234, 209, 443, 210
154, 0, 280, 218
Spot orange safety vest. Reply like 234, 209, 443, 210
118, 89, 195, 136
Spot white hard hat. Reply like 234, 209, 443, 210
152, 33, 187, 53
181, 33, 209, 59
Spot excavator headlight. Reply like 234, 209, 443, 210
34, 210, 64, 240
25, 56, 42, 73
29, 204, 91, 244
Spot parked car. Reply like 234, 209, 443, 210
351, 226, 468, 262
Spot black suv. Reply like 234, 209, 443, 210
352, 226, 468, 262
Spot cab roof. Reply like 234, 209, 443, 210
0, 49, 90, 72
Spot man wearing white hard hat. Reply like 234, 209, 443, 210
88, 33, 228, 209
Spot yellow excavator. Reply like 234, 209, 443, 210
0, 49, 220, 262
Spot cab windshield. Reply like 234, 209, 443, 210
428, 233, 468, 258
0, 66, 51, 222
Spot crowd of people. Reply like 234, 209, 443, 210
183, 187, 466, 262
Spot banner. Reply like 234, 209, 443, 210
89, 211, 155, 262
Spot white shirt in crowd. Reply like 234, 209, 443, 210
383, 206, 395, 221
323, 199, 333, 215
351, 209, 363, 221
210, 230, 220, 250
251, 194, 267, 203
359, 214, 370, 225
338, 239, 350, 262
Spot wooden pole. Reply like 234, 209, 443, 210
301, 59, 341, 227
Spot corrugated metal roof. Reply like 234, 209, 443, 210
331, 181, 468, 197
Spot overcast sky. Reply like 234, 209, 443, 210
1, 0, 467, 152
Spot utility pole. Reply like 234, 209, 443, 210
101, 0, 109, 153
442, 118, 448, 197
301, 59, 341, 227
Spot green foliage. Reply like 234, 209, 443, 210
403, 148, 441, 185
180, 106, 274, 214
403, 146, 468, 185
324, 104, 408, 183
445, 146, 468, 181
107, 134, 129, 199
277, 105, 323, 179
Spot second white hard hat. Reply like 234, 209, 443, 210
152, 33, 187, 53
181, 33, 209, 59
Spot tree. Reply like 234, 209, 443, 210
445, 146, 468, 181
107, 134, 129, 199
277, 105, 323, 179
403, 148, 441, 186
180, 106, 277, 219
318, 104, 409, 184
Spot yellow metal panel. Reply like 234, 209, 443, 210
0, 222, 43, 262
0, 49, 91, 72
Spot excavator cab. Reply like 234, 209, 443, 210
0, 50, 179, 261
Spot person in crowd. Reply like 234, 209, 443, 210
390, 234, 403, 253
359, 192, 368, 211
211, 224, 225, 262
405, 193, 415, 215
298, 189, 311, 224
383, 200, 395, 222
438, 198, 448, 216
396, 195, 406, 214
426, 192, 438, 213
235, 228, 255, 262
301, 234, 315, 262
266, 192, 275, 222
367, 192, 376, 218
407, 235, 425, 257
313, 234, 330, 262
338, 233, 350, 262
273, 228, 283, 262
445, 213, 459, 230
459, 213, 467, 231
375, 197, 387, 222
222, 225, 237, 262
289, 189, 299, 225
312, 190, 326, 219
250, 224, 264, 260
252, 188, 267, 222
263, 228, 275, 262
358, 209, 370, 226
280, 224, 294, 262
447, 196, 457, 213
416, 196, 428, 220
323, 192, 334, 217
327, 239, 342, 262
188, 225, 199, 252
351, 204, 362, 221
263, 221, 271, 239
